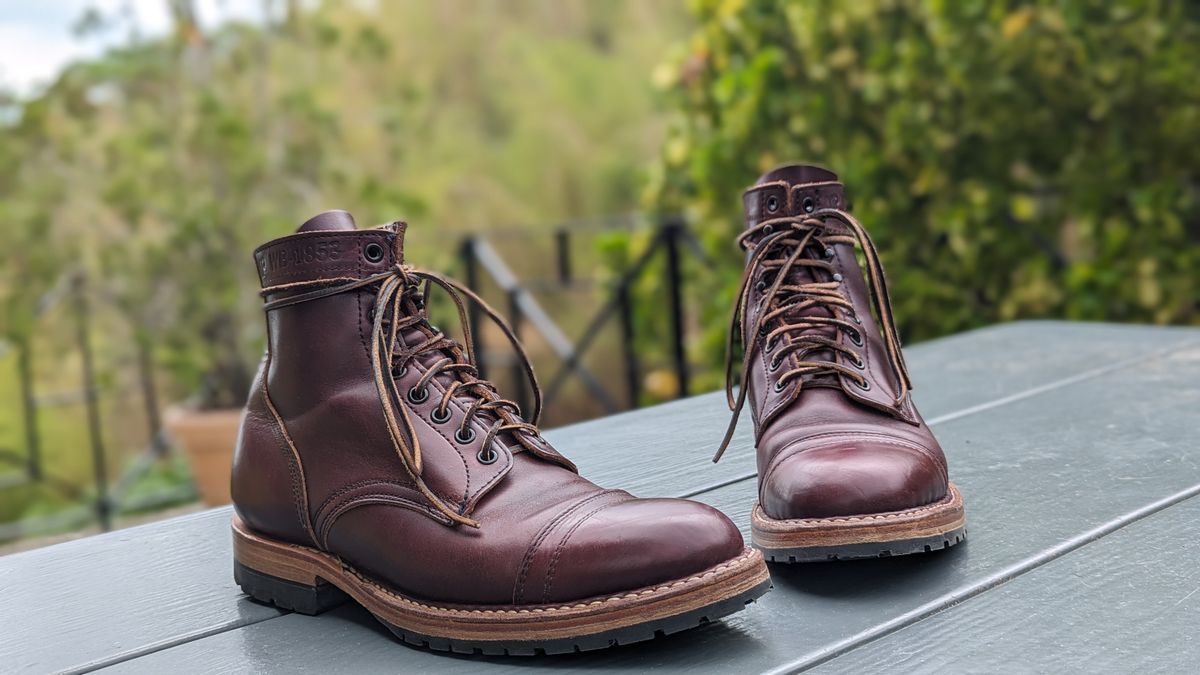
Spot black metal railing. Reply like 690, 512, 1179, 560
457, 214, 706, 421
0, 272, 194, 542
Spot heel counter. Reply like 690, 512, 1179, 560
232, 362, 318, 547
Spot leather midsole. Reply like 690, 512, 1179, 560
232, 515, 770, 641
751, 482, 966, 549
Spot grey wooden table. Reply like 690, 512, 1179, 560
4, 321, 1200, 674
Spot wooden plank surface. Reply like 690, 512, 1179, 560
1, 321, 1197, 673
811, 495, 1200, 674
99, 332, 1200, 674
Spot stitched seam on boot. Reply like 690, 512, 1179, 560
512, 489, 620, 605
541, 496, 635, 604
259, 360, 319, 549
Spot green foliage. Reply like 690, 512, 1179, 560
649, 0, 1200, 372
0, 1, 689, 408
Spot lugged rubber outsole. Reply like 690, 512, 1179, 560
232, 515, 772, 655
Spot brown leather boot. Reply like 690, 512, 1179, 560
714, 165, 966, 563
231, 211, 769, 654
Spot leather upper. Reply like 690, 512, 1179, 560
739, 165, 950, 520
232, 211, 743, 606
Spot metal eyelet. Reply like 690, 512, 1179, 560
849, 329, 864, 347
366, 306, 376, 321
833, 273, 844, 282
364, 242, 386, 263
476, 446, 498, 465
850, 354, 865, 370
391, 364, 408, 379
766, 195, 780, 213
407, 386, 429, 404
455, 427, 477, 444
756, 280, 767, 293
854, 378, 872, 392
769, 357, 781, 372
802, 196, 816, 213
430, 406, 452, 424
773, 380, 787, 393
762, 224, 774, 235
824, 248, 834, 258
765, 336, 777, 353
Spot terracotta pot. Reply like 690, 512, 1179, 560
166, 407, 243, 506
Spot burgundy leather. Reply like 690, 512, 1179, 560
740, 166, 950, 520
232, 212, 743, 606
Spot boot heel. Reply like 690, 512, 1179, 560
232, 516, 349, 615
234, 561, 348, 615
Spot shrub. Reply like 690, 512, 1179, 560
648, 0, 1200, 370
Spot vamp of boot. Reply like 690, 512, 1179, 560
717, 165, 967, 563
230, 210, 770, 654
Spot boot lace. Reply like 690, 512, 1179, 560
713, 207, 911, 462
262, 262, 548, 528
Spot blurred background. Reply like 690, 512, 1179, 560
0, 0, 1196, 551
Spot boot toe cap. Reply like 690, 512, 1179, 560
760, 440, 947, 520
540, 497, 744, 604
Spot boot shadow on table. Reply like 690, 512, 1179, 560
768, 538, 970, 599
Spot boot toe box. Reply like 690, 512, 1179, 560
539, 497, 744, 604
760, 439, 947, 520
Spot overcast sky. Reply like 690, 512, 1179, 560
0, 1, 268, 96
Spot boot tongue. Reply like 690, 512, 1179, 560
298, 209, 357, 232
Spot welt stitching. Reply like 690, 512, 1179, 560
512, 490, 616, 605
541, 497, 632, 603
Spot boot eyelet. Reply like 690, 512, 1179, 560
430, 406, 452, 424
391, 364, 408, 379
476, 446, 498, 465
848, 330, 863, 347
802, 196, 816, 213
762, 224, 774, 235
773, 380, 787, 393
407, 386, 429, 404
455, 427, 477, 444
364, 242, 386, 263
769, 357, 781, 372
766, 195, 780, 213
766, 336, 777, 352
824, 248, 834, 258
367, 306, 376, 321
850, 354, 865, 370
833, 273, 844, 282
755, 280, 767, 293
854, 378, 872, 392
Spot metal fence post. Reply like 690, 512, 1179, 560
554, 228, 572, 284
615, 283, 640, 409
73, 272, 111, 531
662, 217, 690, 398
459, 237, 487, 380
16, 338, 41, 480
507, 288, 529, 417
136, 336, 166, 458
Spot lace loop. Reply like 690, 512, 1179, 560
712, 208, 911, 462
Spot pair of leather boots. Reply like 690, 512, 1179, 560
231, 164, 966, 655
